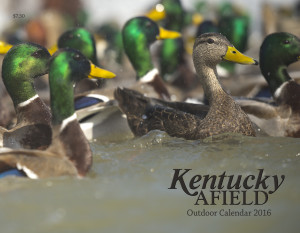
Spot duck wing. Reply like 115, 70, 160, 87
114, 87, 207, 139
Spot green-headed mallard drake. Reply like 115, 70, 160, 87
54, 27, 126, 139
238, 32, 300, 137
121, 16, 181, 101
114, 33, 258, 140
0, 48, 115, 178
0, 43, 52, 149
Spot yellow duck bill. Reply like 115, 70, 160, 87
157, 27, 181, 40
224, 46, 258, 65
146, 4, 166, 21
88, 63, 116, 79
48, 44, 58, 56
0, 41, 13, 54
192, 13, 204, 25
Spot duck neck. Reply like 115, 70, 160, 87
123, 36, 154, 79
260, 61, 292, 96
2, 70, 37, 107
197, 65, 227, 105
49, 63, 75, 126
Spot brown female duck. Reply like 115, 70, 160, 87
115, 33, 258, 139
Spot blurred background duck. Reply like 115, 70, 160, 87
262, 1, 300, 39
0, 48, 115, 179
238, 32, 300, 137
216, 2, 250, 75
0, 43, 52, 149
114, 33, 258, 140
146, 0, 201, 91
94, 21, 124, 71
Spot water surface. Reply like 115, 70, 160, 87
0, 132, 299, 233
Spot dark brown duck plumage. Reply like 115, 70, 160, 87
114, 33, 258, 140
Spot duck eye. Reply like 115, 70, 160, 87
73, 54, 81, 61
32, 49, 43, 58
283, 40, 290, 44
68, 34, 74, 39
207, 38, 214, 44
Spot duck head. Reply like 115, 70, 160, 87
57, 28, 98, 65
260, 32, 300, 95
122, 16, 181, 78
192, 33, 257, 72
49, 48, 115, 125
2, 43, 51, 106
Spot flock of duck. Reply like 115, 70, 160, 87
0, 1, 299, 179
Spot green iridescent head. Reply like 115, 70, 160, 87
57, 28, 98, 65
1, 43, 51, 106
260, 32, 300, 94
122, 16, 180, 78
49, 48, 115, 125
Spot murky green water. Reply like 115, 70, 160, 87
0, 131, 299, 233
